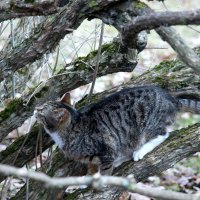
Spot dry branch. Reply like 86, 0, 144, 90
0, 0, 60, 22
156, 27, 200, 74
0, 164, 199, 200
0, 0, 123, 82
120, 2, 200, 75
123, 9, 200, 36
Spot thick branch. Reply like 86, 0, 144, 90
123, 9, 200, 36
119, 2, 200, 74
0, 40, 136, 142
0, 0, 60, 22
0, 0, 122, 82
12, 149, 88, 200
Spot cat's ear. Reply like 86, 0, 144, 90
60, 93, 71, 105
53, 108, 71, 125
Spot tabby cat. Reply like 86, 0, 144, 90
34, 85, 200, 175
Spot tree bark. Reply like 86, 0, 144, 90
0, 0, 60, 22
0, 0, 123, 82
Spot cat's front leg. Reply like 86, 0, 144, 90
133, 132, 169, 161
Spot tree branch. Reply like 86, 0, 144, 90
0, 164, 199, 200
0, 0, 122, 82
0, 0, 60, 22
156, 27, 200, 74
119, 2, 200, 74
123, 9, 200, 36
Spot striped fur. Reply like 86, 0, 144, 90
178, 99, 200, 114
35, 85, 200, 175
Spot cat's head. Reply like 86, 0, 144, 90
34, 93, 73, 132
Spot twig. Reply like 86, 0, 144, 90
39, 125, 43, 169
0, 22, 4, 36
123, 9, 200, 36
88, 22, 105, 100
10, 19, 15, 99
0, 164, 199, 200
25, 164, 29, 200
52, 45, 60, 75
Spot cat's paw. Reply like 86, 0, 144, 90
132, 151, 144, 161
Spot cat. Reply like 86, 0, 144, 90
34, 85, 200, 175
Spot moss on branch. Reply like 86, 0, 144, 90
0, 99, 23, 122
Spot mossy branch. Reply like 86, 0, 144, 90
0, 0, 124, 82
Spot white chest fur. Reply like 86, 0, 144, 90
44, 128, 65, 149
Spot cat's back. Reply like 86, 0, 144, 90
79, 85, 174, 114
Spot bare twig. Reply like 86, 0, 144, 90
10, 19, 15, 99
52, 46, 60, 75
25, 177, 29, 200
0, 164, 199, 200
88, 22, 105, 100
123, 9, 200, 35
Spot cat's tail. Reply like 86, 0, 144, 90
177, 98, 200, 114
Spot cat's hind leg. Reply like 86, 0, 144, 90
133, 132, 169, 161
